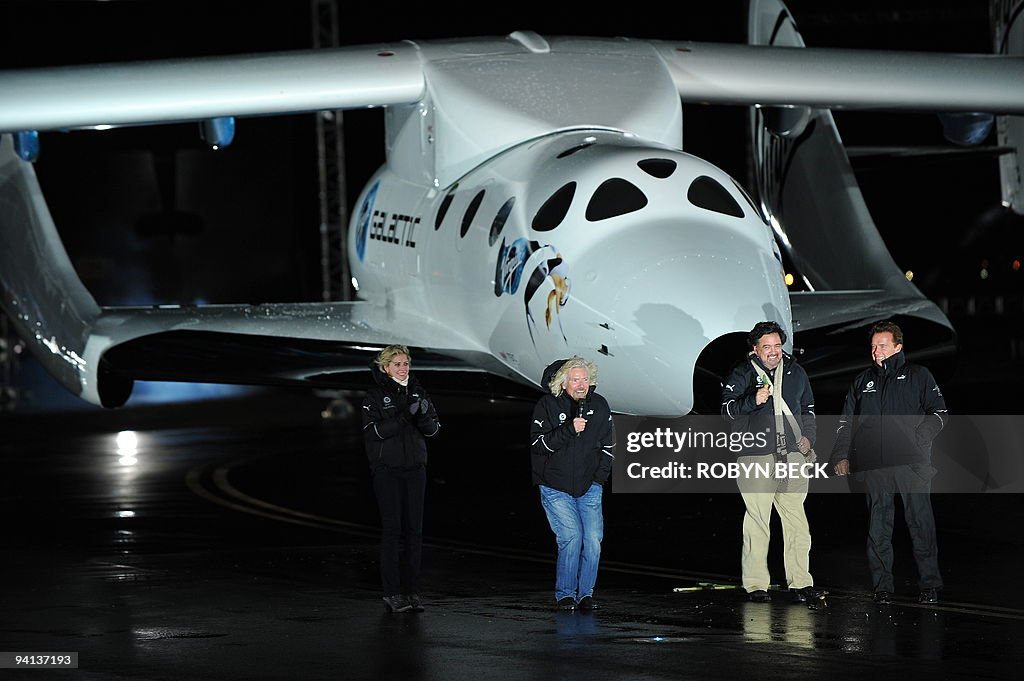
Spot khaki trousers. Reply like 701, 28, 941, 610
736, 452, 813, 592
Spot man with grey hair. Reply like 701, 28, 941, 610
531, 356, 615, 612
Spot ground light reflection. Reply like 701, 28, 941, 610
116, 430, 138, 466
107, 429, 145, 558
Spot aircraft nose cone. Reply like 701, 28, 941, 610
575, 226, 788, 415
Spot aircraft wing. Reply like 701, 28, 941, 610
789, 290, 958, 380
649, 41, 1024, 114
86, 302, 514, 406
3, 38, 1024, 135
0, 43, 425, 132
1, 131, 496, 408
845, 145, 1014, 161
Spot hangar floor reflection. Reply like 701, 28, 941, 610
0, 389, 1020, 680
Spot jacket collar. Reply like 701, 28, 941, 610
369, 361, 416, 393
873, 350, 907, 377
748, 351, 790, 375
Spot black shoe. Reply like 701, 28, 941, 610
577, 596, 598, 612
555, 596, 576, 611
748, 590, 771, 603
792, 586, 828, 607
873, 590, 892, 604
918, 587, 939, 604
383, 594, 412, 613
790, 586, 817, 604
406, 594, 424, 612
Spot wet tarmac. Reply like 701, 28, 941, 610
1, 388, 1022, 681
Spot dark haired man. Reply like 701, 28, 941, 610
829, 321, 947, 604
722, 321, 819, 604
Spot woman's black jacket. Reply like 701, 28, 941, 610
361, 365, 440, 471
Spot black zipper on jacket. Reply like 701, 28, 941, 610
878, 368, 889, 466
568, 396, 577, 496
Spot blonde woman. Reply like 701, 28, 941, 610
362, 345, 440, 613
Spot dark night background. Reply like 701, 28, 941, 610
0, 0, 1020, 410
0, 7, 1022, 680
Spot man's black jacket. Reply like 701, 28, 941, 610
720, 352, 816, 456
828, 351, 947, 472
530, 359, 616, 497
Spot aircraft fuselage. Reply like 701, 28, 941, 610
350, 129, 790, 416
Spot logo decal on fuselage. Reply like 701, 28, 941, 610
369, 210, 421, 249
495, 237, 533, 296
355, 180, 379, 262
494, 237, 572, 347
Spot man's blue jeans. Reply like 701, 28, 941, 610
539, 483, 604, 602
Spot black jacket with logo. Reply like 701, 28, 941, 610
828, 351, 947, 472
530, 359, 616, 497
361, 364, 440, 471
720, 353, 816, 456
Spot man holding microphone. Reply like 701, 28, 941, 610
721, 321, 820, 604
530, 356, 616, 612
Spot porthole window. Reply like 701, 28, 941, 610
687, 176, 744, 219
585, 178, 648, 222
461, 189, 486, 238
637, 158, 676, 179
436, 183, 458, 230
557, 143, 595, 158
489, 197, 515, 247
532, 182, 576, 232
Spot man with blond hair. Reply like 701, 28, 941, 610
530, 356, 615, 612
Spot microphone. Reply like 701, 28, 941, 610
576, 399, 586, 435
